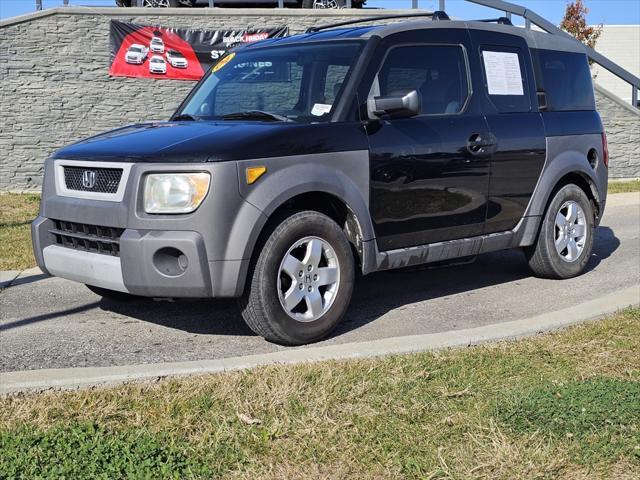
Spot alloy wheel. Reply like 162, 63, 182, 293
277, 236, 340, 322
312, 0, 343, 8
554, 200, 588, 262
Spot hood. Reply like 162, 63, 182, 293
52, 120, 365, 163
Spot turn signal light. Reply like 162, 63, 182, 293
246, 166, 267, 185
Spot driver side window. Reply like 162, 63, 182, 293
373, 44, 470, 115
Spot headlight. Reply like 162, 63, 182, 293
143, 172, 210, 214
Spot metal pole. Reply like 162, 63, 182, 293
346, 0, 352, 7
506, 12, 511, 20
278, 0, 283, 8
412, 0, 418, 9
63, 0, 69, 5
633, 87, 638, 108
36, 0, 42, 10
209, 0, 214, 7
525, 18, 531, 29
439, 0, 445, 11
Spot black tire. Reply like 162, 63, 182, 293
302, 0, 348, 8
525, 184, 594, 279
86, 284, 140, 301
239, 211, 355, 346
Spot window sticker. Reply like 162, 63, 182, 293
482, 51, 524, 96
311, 103, 332, 116
212, 52, 235, 73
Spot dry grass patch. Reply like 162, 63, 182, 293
1, 308, 639, 479
0, 193, 40, 271
608, 180, 640, 194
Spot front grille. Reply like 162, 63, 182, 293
63, 166, 123, 194
50, 220, 124, 256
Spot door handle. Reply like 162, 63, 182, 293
466, 133, 496, 156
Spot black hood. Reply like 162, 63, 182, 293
52, 120, 366, 163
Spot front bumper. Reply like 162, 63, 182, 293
33, 159, 267, 298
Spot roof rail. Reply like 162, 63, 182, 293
475, 17, 513, 25
305, 11, 450, 34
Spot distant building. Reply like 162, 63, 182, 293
591, 25, 640, 105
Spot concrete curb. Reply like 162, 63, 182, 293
2, 284, 638, 395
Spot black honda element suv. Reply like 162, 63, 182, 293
33, 13, 608, 345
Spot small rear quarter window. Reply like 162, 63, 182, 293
533, 49, 595, 111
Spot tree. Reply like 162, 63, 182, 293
560, 0, 603, 49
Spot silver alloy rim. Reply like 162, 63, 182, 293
313, 0, 342, 8
277, 236, 340, 322
554, 200, 587, 262
143, 0, 171, 7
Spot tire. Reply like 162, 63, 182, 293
525, 184, 594, 279
239, 211, 355, 346
86, 284, 140, 301
302, 0, 348, 8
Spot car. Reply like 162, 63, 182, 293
115, 0, 365, 8
148, 55, 167, 74
166, 49, 188, 68
124, 44, 149, 64
33, 12, 608, 346
150, 36, 165, 54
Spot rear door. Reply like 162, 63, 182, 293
363, 28, 493, 251
468, 28, 547, 233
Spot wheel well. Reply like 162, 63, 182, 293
550, 172, 601, 221
263, 192, 365, 268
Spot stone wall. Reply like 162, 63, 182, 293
1, 7, 638, 191
595, 85, 640, 179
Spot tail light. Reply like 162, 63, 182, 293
601, 132, 609, 168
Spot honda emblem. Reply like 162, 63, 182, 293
82, 170, 96, 189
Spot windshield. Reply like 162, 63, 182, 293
151, 58, 163, 63
178, 41, 363, 123
129, 47, 142, 53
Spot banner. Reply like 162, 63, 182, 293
109, 21, 289, 81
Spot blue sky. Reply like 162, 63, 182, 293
1, 0, 639, 24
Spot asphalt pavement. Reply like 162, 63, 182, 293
1, 192, 639, 374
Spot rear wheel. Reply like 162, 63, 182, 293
86, 284, 140, 301
239, 211, 355, 345
525, 184, 594, 279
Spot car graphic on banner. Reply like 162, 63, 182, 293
109, 21, 289, 81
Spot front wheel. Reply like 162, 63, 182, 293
525, 184, 595, 279
239, 211, 355, 345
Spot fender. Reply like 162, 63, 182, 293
232, 151, 373, 262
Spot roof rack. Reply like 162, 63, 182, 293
305, 11, 450, 34
475, 17, 513, 25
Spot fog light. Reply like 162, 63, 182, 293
153, 247, 188, 277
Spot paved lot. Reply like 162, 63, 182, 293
1, 193, 639, 373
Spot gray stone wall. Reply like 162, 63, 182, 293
595, 85, 640, 179
1, 7, 639, 191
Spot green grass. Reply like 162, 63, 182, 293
0, 193, 40, 271
1, 308, 638, 479
608, 180, 640, 194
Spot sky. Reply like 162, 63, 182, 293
0, 0, 639, 24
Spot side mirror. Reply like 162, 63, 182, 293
369, 90, 422, 119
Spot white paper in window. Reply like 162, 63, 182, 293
483, 51, 524, 96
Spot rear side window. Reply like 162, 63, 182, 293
479, 45, 531, 113
375, 45, 470, 115
533, 49, 595, 111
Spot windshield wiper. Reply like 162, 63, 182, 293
221, 110, 292, 122
172, 113, 200, 121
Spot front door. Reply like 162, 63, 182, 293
364, 30, 492, 251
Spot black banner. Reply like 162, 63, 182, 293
109, 20, 289, 81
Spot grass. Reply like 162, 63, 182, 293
0, 179, 638, 272
608, 180, 640, 194
0, 193, 40, 271
1, 308, 638, 479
